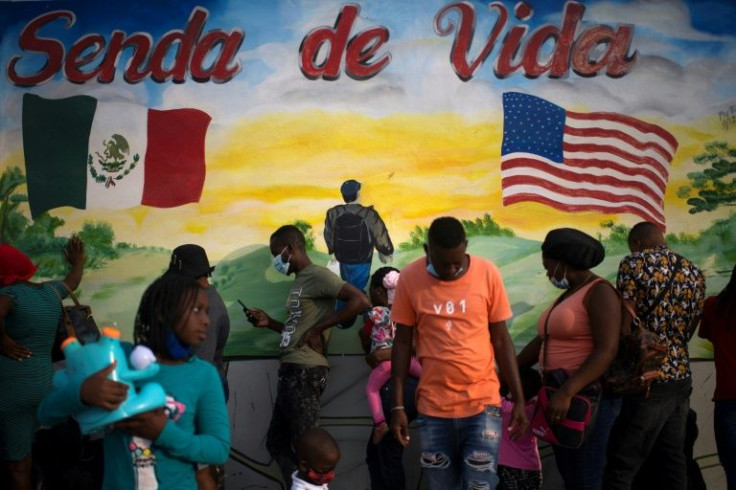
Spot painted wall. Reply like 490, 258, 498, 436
1, 0, 734, 487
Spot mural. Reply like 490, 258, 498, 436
1, 0, 735, 487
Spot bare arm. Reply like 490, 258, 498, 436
490, 321, 529, 439
296, 282, 370, 349
389, 324, 413, 447
62, 236, 85, 292
517, 335, 543, 370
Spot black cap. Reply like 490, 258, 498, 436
340, 179, 361, 200
167, 244, 214, 278
542, 228, 605, 270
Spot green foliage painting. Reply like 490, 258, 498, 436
679, 141, 736, 214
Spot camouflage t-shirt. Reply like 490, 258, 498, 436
616, 245, 706, 381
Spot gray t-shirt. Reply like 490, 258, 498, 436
195, 285, 230, 380
279, 264, 345, 367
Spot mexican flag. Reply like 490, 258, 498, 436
22, 94, 211, 218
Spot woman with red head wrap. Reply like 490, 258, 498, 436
0, 237, 85, 490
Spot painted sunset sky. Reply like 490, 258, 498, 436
1, 0, 735, 258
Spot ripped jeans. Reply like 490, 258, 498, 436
415, 405, 502, 490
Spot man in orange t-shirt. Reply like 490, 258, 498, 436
389, 216, 529, 490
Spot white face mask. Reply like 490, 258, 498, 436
549, 263, 569, 289
272, 246, 291, 275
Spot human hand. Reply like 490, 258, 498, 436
296, 328, 323, 354
246, 307, 271, 328
64, 236, 85, 267
113, 408, 168, 440
547, 389, 572, 425
390, 408, 411, 447
507, 400, 530, 440
0, 336, 31, 361
80, 362, 129, 410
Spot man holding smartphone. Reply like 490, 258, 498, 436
246, 225, 370, 487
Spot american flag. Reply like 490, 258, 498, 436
500, 92, 678, 228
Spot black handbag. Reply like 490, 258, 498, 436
531, 292, 602, 449
531, 369, 601, 449
50, 283, 100, 362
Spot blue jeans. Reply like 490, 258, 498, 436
552, 394, 621, 490
336, 262, 371, 327
715, 400, 736, 490
415, 406, 502, 490
603, 377, 692, 490
365, 377, 419, 490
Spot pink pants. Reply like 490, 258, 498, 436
365, 357, 422, 424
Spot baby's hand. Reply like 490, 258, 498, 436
80, 362, 129, 410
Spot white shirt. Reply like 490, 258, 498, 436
290, 471, 329, 490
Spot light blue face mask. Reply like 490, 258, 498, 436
549, 263, 569, 289
426, 262, 464, 279
272, 246, 291, 275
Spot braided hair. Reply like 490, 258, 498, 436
134, 274, 201, 357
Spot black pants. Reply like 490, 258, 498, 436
266, 363, 328, 487
365, 376, 419, 490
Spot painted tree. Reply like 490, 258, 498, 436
0, 167, 28, 243
678, 141, 736, 213
293, 219, 316, 250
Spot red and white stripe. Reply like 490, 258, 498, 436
501, 110, 678, 227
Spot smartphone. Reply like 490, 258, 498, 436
238, 299, 257, 323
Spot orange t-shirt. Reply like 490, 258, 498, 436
391, 256, 513, 418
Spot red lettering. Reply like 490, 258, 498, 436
99, 32, 153, 84
7, 11, 71, 87
64, 34, 106, 84
494, 25, 526, 78
7, 7, 243, 86
190, 29, 245, 83
519, 2, 583, 78
438, 1, 637, 80
572, 25, 637, 77
150, 8, 207, 83
299, 4, 390, 81
435, 2, 507, 82
345, 27, 390, 80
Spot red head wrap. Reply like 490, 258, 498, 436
0, 244, 39, 287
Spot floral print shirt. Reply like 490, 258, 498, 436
617, 245, 705, 381
368, 306, 395, 353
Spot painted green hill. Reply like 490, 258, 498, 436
63, 213, 735, 359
